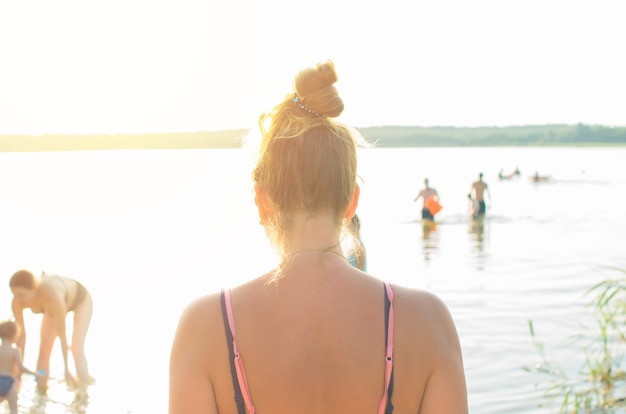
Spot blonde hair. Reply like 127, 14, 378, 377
252, 61, 363, 258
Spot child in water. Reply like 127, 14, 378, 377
468, 193, 480, 220
345, 214, 367, 271
0, 320, 41, 414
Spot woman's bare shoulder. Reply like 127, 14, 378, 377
392, 284, 449, 309
176, 277, 268, 337
176, 292, 223, 333
38, 277, 65, 300
170, 291, 227, 414
391, 284, 460, 341
391, 284, 468, 412
39, 274, 65, 290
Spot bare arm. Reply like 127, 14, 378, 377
11, 299, 26, 355
13, 347, 38, 377
419, 296, 468, 413
413, 189, 423, 202
169, 298, 218, 414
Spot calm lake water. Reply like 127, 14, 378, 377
0, 146, 624, 413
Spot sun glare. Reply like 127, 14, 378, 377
0, 0, 624, 134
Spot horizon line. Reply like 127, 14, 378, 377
0, 122, 624, 137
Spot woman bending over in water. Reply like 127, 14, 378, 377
10, 270, 93, 393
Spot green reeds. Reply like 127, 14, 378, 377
525, 267, 626, 413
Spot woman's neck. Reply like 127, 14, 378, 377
283, 216, 342, 255
286, 244, 345, 259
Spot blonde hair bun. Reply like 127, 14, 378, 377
293, 60, 344, 118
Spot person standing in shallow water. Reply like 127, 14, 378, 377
413, 178, 439, 221
169, 60, 467, 414
470, 172, 491, 218
9, 270, 93, 393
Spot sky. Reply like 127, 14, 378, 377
0, 0, 624, 135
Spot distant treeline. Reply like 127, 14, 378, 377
356, 124, 626, 147
1, 124, 624, 152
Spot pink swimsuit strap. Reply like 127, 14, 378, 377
378, 281, 394, 414
223, 282, 394, 414
224, 289, 256, 414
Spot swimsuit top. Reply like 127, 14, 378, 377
220, 282, 394, 414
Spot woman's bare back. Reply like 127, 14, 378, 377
173, 259, 466, 414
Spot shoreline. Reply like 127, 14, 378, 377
1, 124, 625, 152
